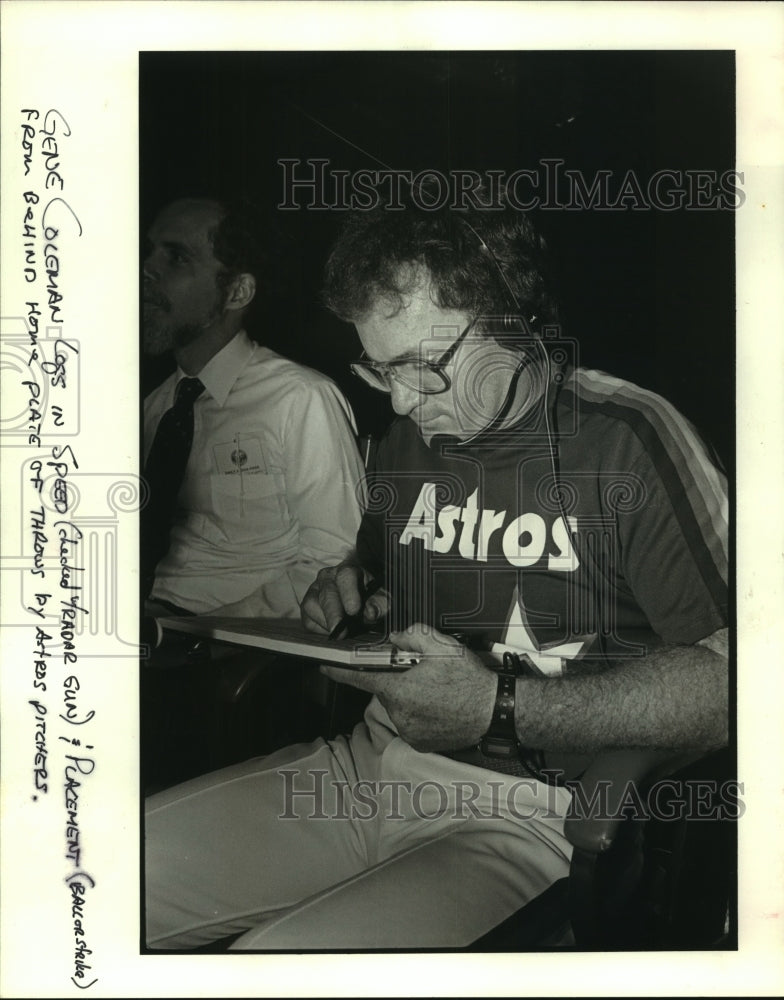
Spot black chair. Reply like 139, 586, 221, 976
470, 746, 736, 951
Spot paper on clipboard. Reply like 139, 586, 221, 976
157, 615, 417, 670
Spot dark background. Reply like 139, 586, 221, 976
140, 50, 735, 463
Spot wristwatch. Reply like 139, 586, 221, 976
480, 651, 526, 758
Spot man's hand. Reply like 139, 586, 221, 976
321, 624, 497, 753
300, 557, 389, 635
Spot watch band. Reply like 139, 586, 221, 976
480, 652, 525, 758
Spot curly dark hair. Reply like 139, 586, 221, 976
322, 183, 559, 340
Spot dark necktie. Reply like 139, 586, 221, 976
141, 376, 205, 598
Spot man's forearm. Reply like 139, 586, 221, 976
514, 643, 729, 754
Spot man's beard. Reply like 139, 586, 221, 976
142, 301, 219, 357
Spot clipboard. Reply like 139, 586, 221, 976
157, 615, 417, 671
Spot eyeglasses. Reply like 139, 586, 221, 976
350, 318, 478, 396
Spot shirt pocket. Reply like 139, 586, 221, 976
209, 470, 288, 536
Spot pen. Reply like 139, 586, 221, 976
328, 578, 384, 640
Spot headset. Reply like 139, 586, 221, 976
455, 215, 562, 482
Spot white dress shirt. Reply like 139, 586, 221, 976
143, 331, 365, 617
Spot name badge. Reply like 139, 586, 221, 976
213, 436, 267, 476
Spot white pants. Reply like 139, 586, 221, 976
145, 701, 573, 950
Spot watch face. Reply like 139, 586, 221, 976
480, 736, 520, 759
